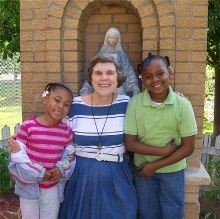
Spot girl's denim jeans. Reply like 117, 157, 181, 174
135, 169, 185, 219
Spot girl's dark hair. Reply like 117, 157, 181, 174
86, 55, 126, 88
44, 83, 73, 98
137, 52, 170, 74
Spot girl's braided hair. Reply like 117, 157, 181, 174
43, 83, 73, 98
137, 52, 170, 75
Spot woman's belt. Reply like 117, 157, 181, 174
76, 150, 123, 162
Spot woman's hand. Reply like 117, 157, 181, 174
8, 136, 20, 153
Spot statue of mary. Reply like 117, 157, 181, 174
79, 27, 140, 96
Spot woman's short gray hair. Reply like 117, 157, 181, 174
86, 55, 126, 88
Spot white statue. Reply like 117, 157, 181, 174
79, 27, 140, 96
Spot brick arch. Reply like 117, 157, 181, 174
47, 0, 175, 92
133, 0, 176, 85
20, 2, 210, 217
131, 0, 176, 61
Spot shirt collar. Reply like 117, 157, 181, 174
141, 86, 174, 108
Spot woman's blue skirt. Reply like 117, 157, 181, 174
59, 156, 137, 219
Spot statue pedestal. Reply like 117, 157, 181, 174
184, 164, 210, 219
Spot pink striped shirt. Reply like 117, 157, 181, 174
16, 117, 73, 188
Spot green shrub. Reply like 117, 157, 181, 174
204, 212, 217, 219
0, 147, 12, 192
204, 157, 220, 204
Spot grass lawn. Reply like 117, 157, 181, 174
0, 105, 22, 139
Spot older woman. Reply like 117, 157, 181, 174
58, 55, 138, 219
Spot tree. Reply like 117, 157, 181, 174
207, 0, 220, 136
0, 0, 20, 59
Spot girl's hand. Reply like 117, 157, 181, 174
163, 140, 177, 156
48, 167, 62, 183
8, 136, 20, 153
138, 163, 156, 177
41, 170, 52, 182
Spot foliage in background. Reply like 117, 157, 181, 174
205, 66, 215, 101
207, 0, 220, 67
204, 212, 217, 219
207, 0, 220, 135
203, 66, 214, 133
0, 0, 20, 194
204, 157, 220, 204
0, 0, 20, 59
0, 148, 12, 192
201, 157, 220, 218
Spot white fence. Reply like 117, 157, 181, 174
0, 123, 20, 150
201, 133, 220, 168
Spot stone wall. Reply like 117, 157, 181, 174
20, 0, 210, 218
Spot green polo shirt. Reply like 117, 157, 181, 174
124, 86, 197, 173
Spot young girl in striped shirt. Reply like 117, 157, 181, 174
9, 83, 76, 219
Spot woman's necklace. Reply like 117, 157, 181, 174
91, 93, 114, 150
